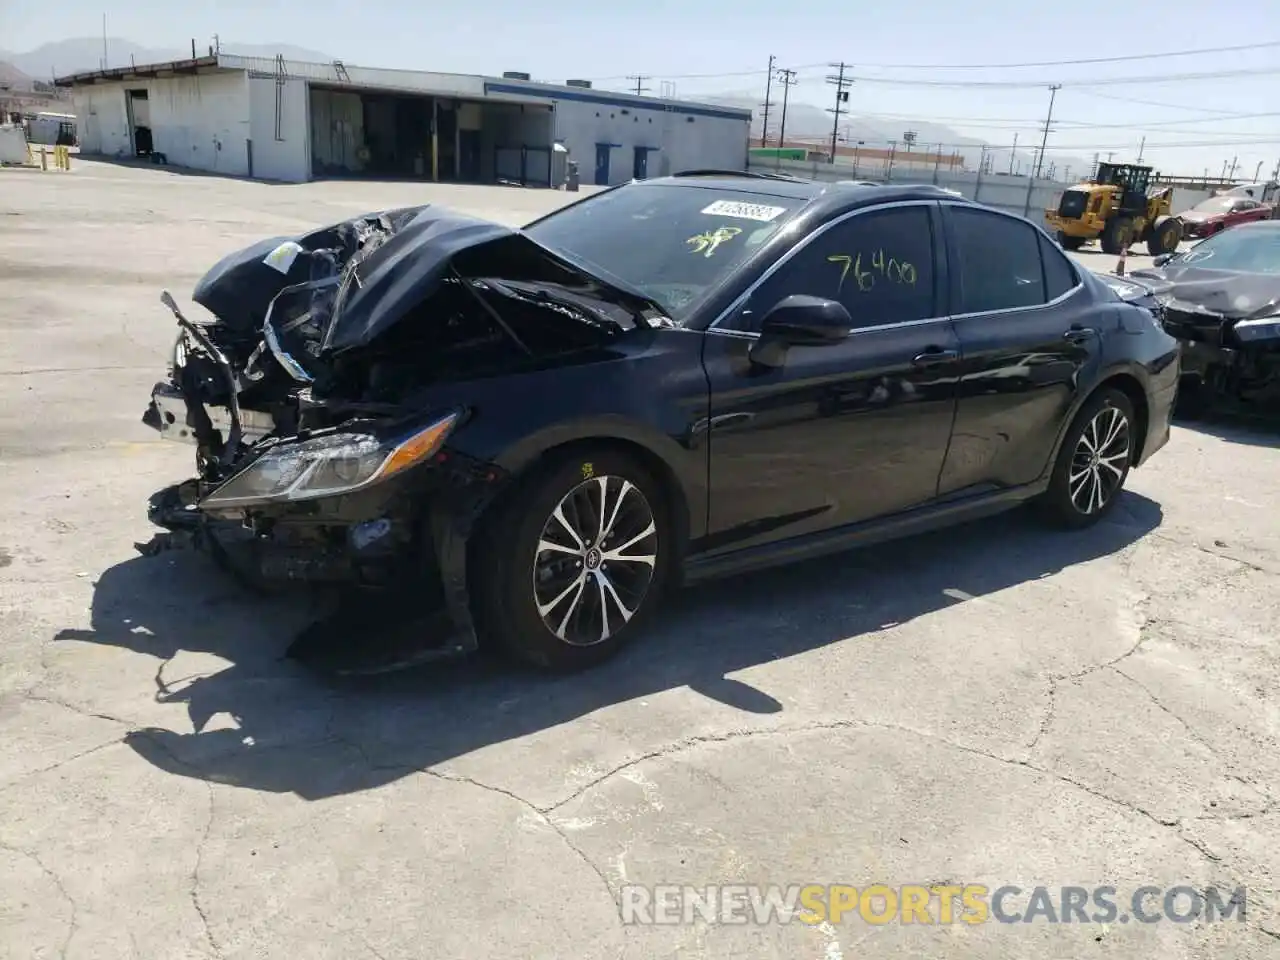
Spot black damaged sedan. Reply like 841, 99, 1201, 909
143, 172, 1179, 672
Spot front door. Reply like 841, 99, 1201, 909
634, 147, 649, 180
937, 203, 1104, 495
701, 201, 961, 556
595, 143, 612, 185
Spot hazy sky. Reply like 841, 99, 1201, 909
8, 0, 1280, 176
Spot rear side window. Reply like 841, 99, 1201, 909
949, 208, 1046, 313
1039, 233, 1079, 301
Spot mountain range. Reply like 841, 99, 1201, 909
688, 92, 1092, 180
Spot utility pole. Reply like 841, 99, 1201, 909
1033, 84, 1059, 180
776, 68, 797, 148
627, 75, 650, 96
759, 55, 775, 148
1228, 155, 1239, 180
1008, 133, 1018, 174
1024, 84, 1060, 217
826, 62, 852, 164
1271, 157, 1280, 181
101, 13, 108, 70
1136, 136, 1145, 164
212, 34, 220, 55
1253, 160, 1264, 182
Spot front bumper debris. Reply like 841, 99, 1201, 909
143, 382, 275, 446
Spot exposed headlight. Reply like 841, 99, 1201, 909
200, 412, 459, 509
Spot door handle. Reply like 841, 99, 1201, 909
911, 347, 959, 367
1063, 326, 1096, 343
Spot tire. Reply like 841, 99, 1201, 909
1038, 387, 1136, 529
471, 448, 675, 671
1058, 232, 1085, 251
1100, 217, 1134, 256
1147, 215, 1181, 256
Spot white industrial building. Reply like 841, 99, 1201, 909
56, 53, 751, 186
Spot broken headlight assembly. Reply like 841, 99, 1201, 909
200, 412, 459, 509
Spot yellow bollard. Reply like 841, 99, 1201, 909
40, 147, 47, 171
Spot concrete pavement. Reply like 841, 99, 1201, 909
1, 160, 1278, 959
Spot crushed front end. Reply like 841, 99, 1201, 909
138, 203, 654, 671
1161, 304, 1280, 415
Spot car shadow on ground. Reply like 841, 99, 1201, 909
53, 493, 1163, 800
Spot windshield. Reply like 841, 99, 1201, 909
1177, 228, 1280, 274
524, 183, 807, 320
1191, 197, 1236, 214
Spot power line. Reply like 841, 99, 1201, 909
847, 64, 1280, 89
1069, 88, 1267, 118
850, 39, 1280, 70
573, 38, 1280, 84
777, 67, 798, 147
759, 55, 776, 148
626, 74, 650, 96
826, 62, 853, 164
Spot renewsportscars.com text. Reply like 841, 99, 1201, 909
620, 884, 1248, 926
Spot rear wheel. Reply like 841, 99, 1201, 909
472, 449, 674, 670
1038, 388, 1135, 529
1147, 215, 1181, 256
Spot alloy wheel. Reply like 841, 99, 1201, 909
1069, 406, 1131, 515
531, 475, 659, 647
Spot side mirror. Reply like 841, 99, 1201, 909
749, 295, 852, 368
1152, 253, 1174, 267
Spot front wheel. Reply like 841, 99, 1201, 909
472, 449, 675, 670
1038, 388, 1136, 529
1058, 232, 1085, 251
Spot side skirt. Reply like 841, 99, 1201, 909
681, 481, 1049, 585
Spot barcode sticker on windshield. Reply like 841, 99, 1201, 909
701, 200, 787, 222
262, 240, 303, 275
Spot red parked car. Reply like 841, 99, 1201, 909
1178, 195, 1276, 239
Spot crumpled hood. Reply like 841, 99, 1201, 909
1178, 210, 1218, 224
190, 204, 664, 356
1126, 264, 1280, 320
320, 206, 665, 355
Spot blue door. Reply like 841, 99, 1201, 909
594, 143, 611, 185
633, 147, 649, 180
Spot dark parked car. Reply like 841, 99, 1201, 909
142, 173, 1179, 672
1129, 220, 1280, 415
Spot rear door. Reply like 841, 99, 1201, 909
937, 203, 1103, 496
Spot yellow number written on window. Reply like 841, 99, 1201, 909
826, 251, 918, 293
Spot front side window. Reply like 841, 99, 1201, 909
949, 208, 1046, 314
735, 206, 937, 332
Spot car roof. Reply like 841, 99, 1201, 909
637, 171, 973, 213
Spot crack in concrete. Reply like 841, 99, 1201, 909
540, 716, 1241, 871
0, 841, 78, 959
191, 781, 223, 959
1147, 531, 1277, 576
324, 725, 624, 918
0, 738, 122, 796
128, 730, 224, 958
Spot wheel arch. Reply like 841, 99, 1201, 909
473, 424, 699, 572
1046, 367, 1151, 478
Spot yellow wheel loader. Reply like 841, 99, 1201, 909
1044, 162, 1182, 257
